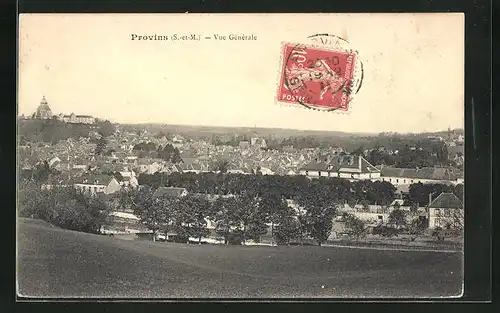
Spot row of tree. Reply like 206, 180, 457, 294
138, 172, 463, 207
118, 186, 338, 246
138, 172, 397, 206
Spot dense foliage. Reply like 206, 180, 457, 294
132, 142, 182, 163
19, 118, 115, 144
120, 185, 341, 246
138, 172, 398, 206
18, 182, 111, 234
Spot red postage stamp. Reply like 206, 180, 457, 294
277, 43, 358, 111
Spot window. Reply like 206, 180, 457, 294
396, 179, 399, 183
434, 209, 440, 215
318, 171, 321, 176
382, 178, 385, 181
403, 179, 406, 184
411, 180, 414, 183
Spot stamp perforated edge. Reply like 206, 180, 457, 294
275, 37, 363, 115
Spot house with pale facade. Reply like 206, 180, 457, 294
57, 113, 96, 124
428, 192, 464, 229
379, 166, 462, 186
250, 137, 267, 149
299, 155, 380, 181
73, 175, 122, 195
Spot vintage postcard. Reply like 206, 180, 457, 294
17, 13, 464, 299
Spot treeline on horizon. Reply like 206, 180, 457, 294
18, 119, 115, 145
18, 118, 461, 153
138, 172, 464, 207
149, 130, 457, 169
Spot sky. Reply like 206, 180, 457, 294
18, 13, 464, 133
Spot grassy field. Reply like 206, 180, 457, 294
17, 218, 463, 299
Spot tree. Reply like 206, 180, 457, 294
351, 145, 365, 156
67, 189, 111, 234
19, 184, 110, 234
274, 207, 300, 245
343, 213, 367, 239
157, 144, 182, 163
97, 120, 115, 137
259, 193, 288, 246
388, 209, 407, 229
453, 184, 464, 201
212, 196, 239, 245
94, 137, 107, 156
32, 161, 51, 183
368, 149, 385, 166
212, 159, 230, 174
235, 192, 266, 244
408, 216, 428, 241
175, 195, 211, 244
133, 190, 176, 241
117, 186, 150, 212
296, 183, 338, 246
18, 180, 48, 219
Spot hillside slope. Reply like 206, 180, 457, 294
17, 218, 462, 298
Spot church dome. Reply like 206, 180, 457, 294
35, 96, 53, 119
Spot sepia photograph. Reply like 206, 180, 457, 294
17, 13, 465, 299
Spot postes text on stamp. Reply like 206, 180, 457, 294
277, 43, 358, 112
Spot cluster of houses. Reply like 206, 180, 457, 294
298, 154, 464, 187
20, 100, 465, 241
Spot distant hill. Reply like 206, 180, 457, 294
119, 123, 364, 139
119, 123, 462, 140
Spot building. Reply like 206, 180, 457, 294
379, 166, 461, 186
299, 155, 381, 181
239, 141, 250, 149
33, 96, 53, 119
57, 113, 96, 124
428, 192, 464, 229
30, 96, 95, 124
250, 137, 267, 149
152, 186, 188, 198
73, 175, 122, 195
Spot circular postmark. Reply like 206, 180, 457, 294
279, 34, 363, 112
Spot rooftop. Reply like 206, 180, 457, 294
152, 186, 188, 198
300, 155, 379, 174
429, 192, 463, 209
380, 166, 457, 180
74, 174, 115, 186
